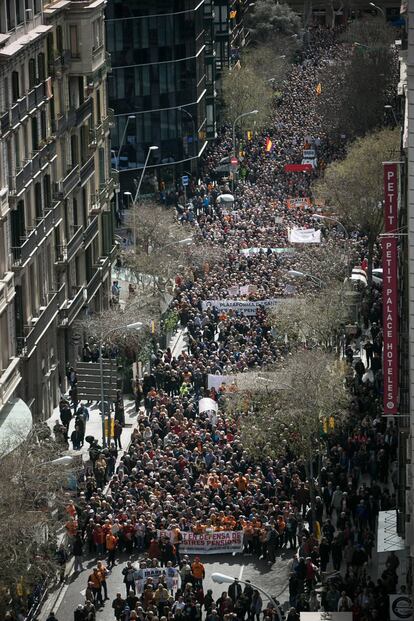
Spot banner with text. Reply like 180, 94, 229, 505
159, 530, 243, 555
201, 299, 278, 315
382, 162, 399, 415
288, 227, 321, 244
134, 567, 179, 594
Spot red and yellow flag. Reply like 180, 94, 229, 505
265, 137, 273, 152
229, 10, 237, 19
316, 82, 322, 96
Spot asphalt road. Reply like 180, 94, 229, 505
52, 550, 293, 621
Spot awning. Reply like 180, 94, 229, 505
0, 398, 33, 457
377, 510, 406, 553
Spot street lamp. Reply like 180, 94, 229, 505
369, 1, 385, 16
178, 107, 197, 158
385, 104, 398, 126
99, 322, 143, 446
211, 574, 283, 621
311, 213, 350, 274
164, 237, 193, 250
40, 455, 75, 467
129, 146, 159, 248
287, 269, 325, 287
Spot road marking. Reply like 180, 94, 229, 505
238, 565, 244, 581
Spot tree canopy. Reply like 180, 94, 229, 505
246, 0, 301, 44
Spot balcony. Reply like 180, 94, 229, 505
27, 88, 36, 113
19, 284, 66, 358
0, 187, 9, 219
83, 216, 98, 248
55, 225, 83, 265
0, 271, 14, 315
1, 111, 10, 135
61, 164, 80, 198
18, 96, 27, 120
95, 111, 112, 143
12, 201, 62, 268
75, 97, 93, 127
86, 267, 102, 301
34, 82, 46, 106
0, 358, 21, 408
62, 286, 86, 325
11, 103, 19, 126
80, 155, 95, 186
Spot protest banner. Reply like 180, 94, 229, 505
286, 197, 311, 210
288, 228, 321, 244
207, 374, 236, 390
134, 567, 179, 594
240, 247, 295, 256
158, 530, 243, 555
201, 298, 279, 316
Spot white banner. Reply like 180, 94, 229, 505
288, 227, 321, 244
158, 530, 243, 555
134, 567, 179, 594
389, 595, 412, 621
202, 299, 279, 315
240, 247, 295, 256
199, 398, 218, 414
207, 374, 236, 390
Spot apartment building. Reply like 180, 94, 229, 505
0, 0, 117, 427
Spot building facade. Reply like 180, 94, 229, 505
0, 0, 117, 425
106, 0, 213, 189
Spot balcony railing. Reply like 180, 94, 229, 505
19, 284, 66, 358
83, 216, 98, 248
80, 155, 95, 186
75, 97, 93, 126
63, 286, 86, 325
12, 201, 62, 268
61, 164, 80, 198
86, 267, 102, 301
67, 225, 84, 261
1, 111, 10, 134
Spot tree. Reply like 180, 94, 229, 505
0, 429, 74, 617
121, 201, 192, 297
220, 63, 274, 130
246, 0, 301, 44
243, 42, 291, 86
230, 351, 349, 521
313, 128, 400, 284
270, 286, 349, 351
317, 17, 397, 138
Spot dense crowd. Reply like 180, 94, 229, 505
53, 28, 401, 621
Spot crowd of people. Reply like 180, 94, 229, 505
53, 27, 403, 621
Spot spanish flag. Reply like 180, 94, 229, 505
265, 137, 273, 152
316, 82, 322, 96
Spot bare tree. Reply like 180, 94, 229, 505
313, 128, 400, 284
0, 429, 75, 617
246, 0, 301, 44
229, 351, 349, 520
121, 201, 192, 297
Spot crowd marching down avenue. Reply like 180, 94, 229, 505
54, 28, 398, 621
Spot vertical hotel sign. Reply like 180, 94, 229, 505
382, 162, 398, 414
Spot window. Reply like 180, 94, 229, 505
16, 0, 23, 25
92, 18, 103, 51
28, 58, 36, 89
6, 0, 15, 30
11, 71, 19, 101
37, 53, 45, 82
98, 147, 105, 186
34, 182, 42, 220
40, 110, 47, 141
14, 132, 20, 168
56, 25, 63, 53
69, 25, 79, 58
34, 0, 41, 15
31, 116, 38, 151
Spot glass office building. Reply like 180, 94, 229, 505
106, 0, 209, 185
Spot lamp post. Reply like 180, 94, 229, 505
99, 321, 143, 446
232, 110, 258, 192
311, 213, 350, 275
211, 574, 283, 621
178, 107, 197, 158
164, 237, 193, 250
287, 269, 325, 287
369, 1, 385, 16
129, 145, 159, 248
385, 104, 398, 126
39, 455, 75, 467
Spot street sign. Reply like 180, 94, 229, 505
230, 157, 238, 168
182, 175, 189, 187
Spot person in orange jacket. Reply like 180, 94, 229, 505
191, 556, 205, 587
106, 532, 118, 569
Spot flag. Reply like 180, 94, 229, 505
247, 130, 253, 141
265, 137, 273, 152
229, 9, 237, 18
316, 82, 322, 95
